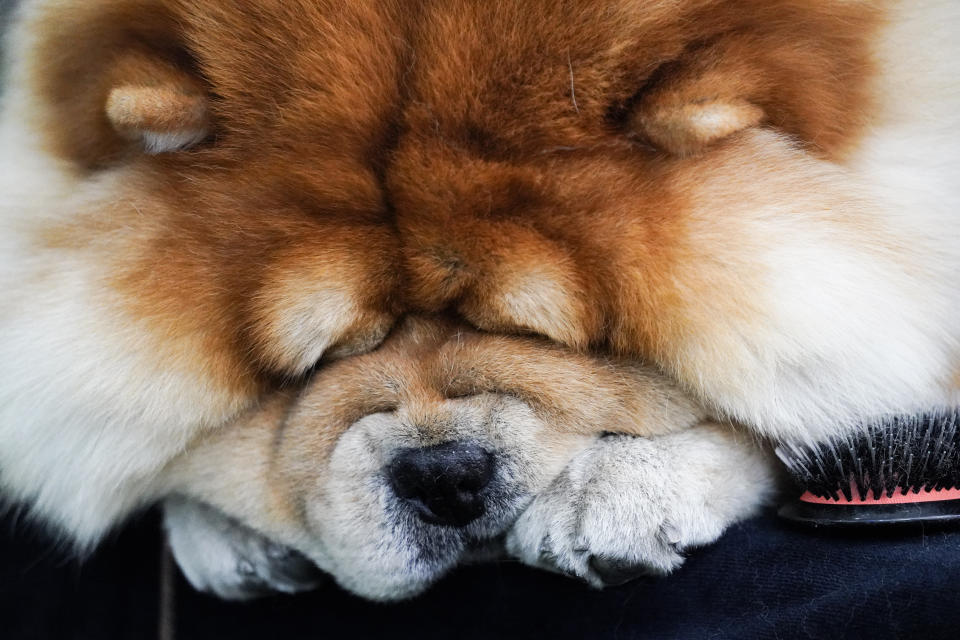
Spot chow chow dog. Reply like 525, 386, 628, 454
1, 0, 957, 600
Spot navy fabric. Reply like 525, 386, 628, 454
3, 508, 958, 639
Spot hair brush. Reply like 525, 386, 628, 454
776, 409, 960, 526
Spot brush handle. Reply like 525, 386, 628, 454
778, 499, 960, 526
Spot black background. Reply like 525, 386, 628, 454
3, 508, 959, 640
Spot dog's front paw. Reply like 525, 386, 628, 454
505, 425, 775, 587
163, 496, 323, 600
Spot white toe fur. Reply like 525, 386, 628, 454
163, 496, 322, 600
506, 424, 776, 586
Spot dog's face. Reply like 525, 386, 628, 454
165, 317, 704, 600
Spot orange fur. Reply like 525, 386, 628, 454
23, 0, 889, 420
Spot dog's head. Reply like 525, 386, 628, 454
165, 316, 704, 600
6, 0, 887, 429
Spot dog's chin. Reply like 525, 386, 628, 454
310, 488, 527, 602
327, 556, 447, 602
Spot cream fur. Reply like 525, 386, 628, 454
0, 0, 250, 545
157, 389, 773, 601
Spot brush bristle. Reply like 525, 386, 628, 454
776, 410, 960, 502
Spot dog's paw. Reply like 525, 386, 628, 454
505, 425, 774, 587
163, 496, 323, 600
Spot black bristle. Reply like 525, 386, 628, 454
775, 410, 960, 502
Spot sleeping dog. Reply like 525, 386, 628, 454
1, 0, 957, 599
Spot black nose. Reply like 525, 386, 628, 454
387, 441, 495, 527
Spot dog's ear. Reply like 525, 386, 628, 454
628, 38, 767, 157
30, 0, 211, 167
629, 10, 879, 160
631, 96, 764, 158
104, 53, 211, 155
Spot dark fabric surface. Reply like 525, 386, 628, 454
2, 508, 958, 640
1, 511, 162, 640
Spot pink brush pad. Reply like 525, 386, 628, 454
800, 485, 960, 505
